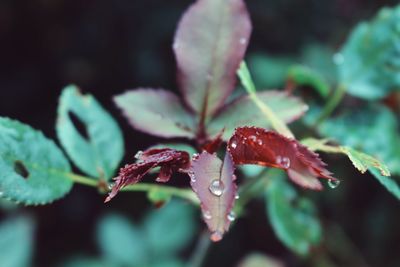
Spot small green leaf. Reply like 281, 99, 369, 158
287, 65, 330, 98
338, 5, 400, 99
341, 147, 390, 176
147, 188, 172, 205
57, 85, 124, 180
0, 216, 34, 267
266, 171, 321, 255
97, 214, 148, 266
144, 200, 196, 257
0, 117, 73, 205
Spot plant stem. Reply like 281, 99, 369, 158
186, 231, 212, 267
315, 84, 346, 126
66, 173, 99, 187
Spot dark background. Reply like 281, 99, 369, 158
0, 0, 399, 266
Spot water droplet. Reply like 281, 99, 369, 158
328, 179, 341, 189
203, 210, 212, 220
235, 192, 240, 199
134, 150, 143, 159
209, 179, 225, 196
239, 37, 247, 45
276, 156, 290, 168
192, 153, 200, 160
333, 53, 344, 65
108, 183, 115, 190
230, 141, 237, 149
249, 135, 257, 142
257, 139, 263, 146
227, 211, 236, 222
210, 231, 223, 242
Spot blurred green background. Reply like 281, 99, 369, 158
0, 0, 399, 266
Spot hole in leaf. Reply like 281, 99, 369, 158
14, 160, 29, 179
68, 111, 89, 140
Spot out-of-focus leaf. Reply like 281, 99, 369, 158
151, 259, 185, 267
0, 117, 73, 205
318, 105, 400, 175
61, 257, 116, 267
248, 53, 294, 88
287, 65, 330, 98
228, 127, 336, 190
369, 168, 400, 200
174, 0, 251, 117
0, 216, 34, 267
266, 171, 322, 255
341, 147, 390, 176
237, 253, 284, 267
57, 85, 124, 180
97, 214, 148, 266
337, 5, 400, 99
208, 91, 308, 140
144, 200, 196, 257
190, 152, 237, 242
114, 89, 196, 138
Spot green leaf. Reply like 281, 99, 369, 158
208, 91, 308, 140
0, 216, 34, 267
0, 117, 73, 205
114, 89, 196, 139
369, 168, 400, 200
265, 171, 322, 255
338, 5, 400, 99
341, 147, 390, 176
287, 65, 330, 98
318, 104, 400, 175
144, 200, 196, 257
151, 259, 185, 267
97, 214, 148, 266
237, 253, 284, 267
57, 85, 124, 180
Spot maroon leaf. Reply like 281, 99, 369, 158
201, 128, 224, 154
114, 89, 196, 138
174, 0, 252, 117
105, 148, 190, 202
190, 152, 237, 242
228, 127, 336, 190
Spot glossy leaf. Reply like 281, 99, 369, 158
144, 200, 196, 257
237, 253, 284, 267
190, 152, 237, 241
114, 89, 196, 138
208, 91, 308, 140
105, 148, 190, 202
338, 5, 400, 99
97, 214, 148, 266
228, 127, 336, 190
0, 117, 73, 205
57, 85, 124, 179
174, 0, 251, 117
0, 216, 34, 267
266, 171, 322, 255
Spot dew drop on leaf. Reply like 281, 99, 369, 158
209, 179, 225, 196
231, 140, 237, 149
108, 183, 115, 191
276, 156, 291, 169
203, 210, 212, 220
328, 179, 341, 189
227, 211, 236, 222
235, 192, 240, 200
134, 150, 143, 159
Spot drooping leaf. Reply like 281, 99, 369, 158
174, 0, 252, 117
144, 200, 196, 257
318, 104, 400, 175
287, 65, 330, 98
337, 5, 400, 99
105, 148, 190, 202
57, 85, 124, 180
190, 152, 237, 241
228, 127, 336, 190
114, 89, 196, 138
341, 147, 390, 176
237, 253, 284, 267
208, 91, 308, 140
97, 214, 148, 266
266, 171, 322, 255
0, 216, 34, 267
0, 117, 73, 205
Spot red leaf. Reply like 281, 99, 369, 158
228, 127, 336, 190
190, 152, 237, 242
174, 0, 252, 117
105, 148, 190, 202
201, 128, 224, 154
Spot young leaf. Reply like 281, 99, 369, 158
174, 0, 251, 117
208, 91, 308, 140
57, 85, 124, 180
97, 214, 148, 266
0, 216, 34, 267
114, 89, 196, 138
338, 5, 400, 99
190, 152, 237, 242
228, 127, 336, 190
0, 117, 73, 205
266, 171, 322, 255
105, 148, 190, 202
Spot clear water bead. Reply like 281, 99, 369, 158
209, 179, 225, 197
107, 183, 115, 190
235, 192, 240, 199
276, 155, 290, 169
134, 150, 143, 159
230, 141, 237, 149
328, 179, 341, 189
227, 211, 236, 222
203, 210, 212, 220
